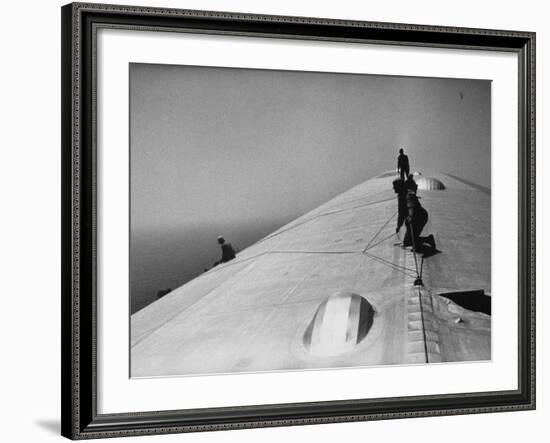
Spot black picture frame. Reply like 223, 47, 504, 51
61, 2, 536, 439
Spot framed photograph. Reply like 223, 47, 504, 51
61, 2, 535, 439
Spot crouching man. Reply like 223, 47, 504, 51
213, 235, 236, 267
403, 190, 436, 254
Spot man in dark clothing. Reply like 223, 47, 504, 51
214, 236, 236, 266
392, 178, 408, 233
405, 174, 418, 193
403, 190, 436, 253
397, 148, 410, 180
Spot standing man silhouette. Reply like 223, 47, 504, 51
397, 148, 410, 181
392, 178, 408, 234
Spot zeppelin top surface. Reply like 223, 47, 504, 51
131, 171, 491, 377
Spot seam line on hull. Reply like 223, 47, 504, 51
253, 196, 395, 247
131, 260, 259, 349
203, 249, 364, 276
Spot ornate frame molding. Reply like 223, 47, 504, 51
61, 3, 535, 439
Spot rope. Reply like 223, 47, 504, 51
323, 188, 395, 212
264, 250, 361, 255
362, 210, 398, 253
363, 253, 417, 278
254, 195, 395, 247
363, 251, 418, 278
360, 209, 419, 278
408, 220, 423, 284
362, 232, 396, 253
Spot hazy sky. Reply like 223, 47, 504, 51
129, 63, 490, 312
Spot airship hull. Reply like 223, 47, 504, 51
131, 171, 490, 377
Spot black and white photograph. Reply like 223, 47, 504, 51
129, 63, 492, 378
1, 0, 546, 440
